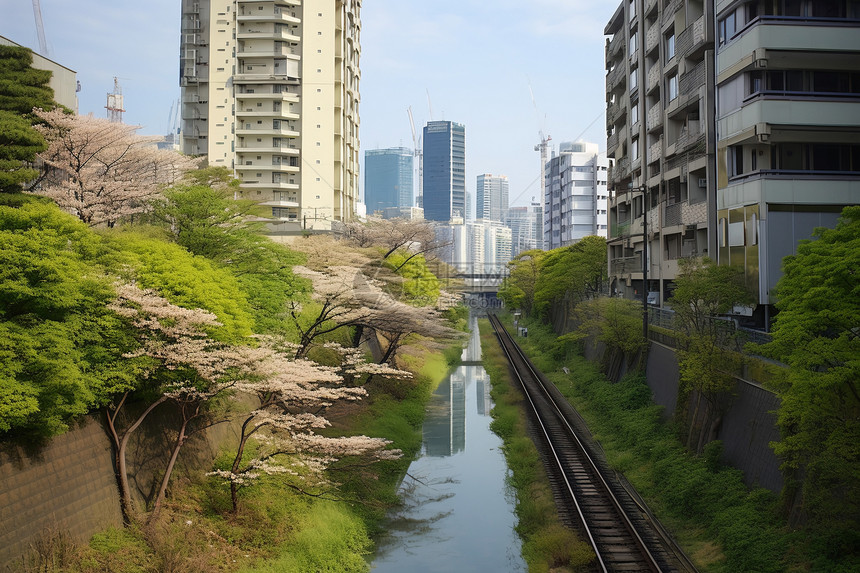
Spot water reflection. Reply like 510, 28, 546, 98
370, 317, 526, 572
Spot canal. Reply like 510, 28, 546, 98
369, 318, 526, 572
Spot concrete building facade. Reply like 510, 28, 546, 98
422, 120, 466, 222
544, 141, 609, 250
604, 0, 717, 305
606, 0, 859, 325
714, 0, 860, 324
180, 0, 361, 232
0, 36, 78, 112
476, 174, 509, 223
364, 147, 413, 215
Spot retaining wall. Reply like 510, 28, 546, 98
0, 401, 247, 568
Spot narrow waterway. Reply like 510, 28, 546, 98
369, 317, 526, 572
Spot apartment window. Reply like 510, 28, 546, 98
630, 103, 639, 125
718, 9, 737, 45
630, 69, 638, 90
729, 145, 744, 177
629, 31, 638, 55
666, 32, 676, 59
668, 74, 679, 100
631, 138, 640, 161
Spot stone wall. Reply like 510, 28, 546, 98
0, 416, 122, 567
643, 340, 783, 492
0, 399, 250, 568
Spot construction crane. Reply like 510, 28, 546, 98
407, 106, 423, 207
31, 0, 48, 56
529, 83, 551, 203
105, 77, 125, 123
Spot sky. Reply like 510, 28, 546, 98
2, 0, 617, 208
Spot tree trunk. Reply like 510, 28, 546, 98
149, 422, 188, 522
686, 392, 702, 451
229, 414, 259, 513
351, 324, 364, 348
113, 394, 168, 522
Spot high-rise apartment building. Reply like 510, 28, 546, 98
715, 0, 860, 325
606, 0, 859, 325
506, 201, 543, 257
476, 174, 509, 223
544, 142, 609, 250
180, 0, 361, 232
364, 147, 413, 215
422, 121, 466, 222
605, 0, 716, 305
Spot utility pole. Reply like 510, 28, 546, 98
642, 187, 649, 340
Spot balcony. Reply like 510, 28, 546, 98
259, 199, 300, 208
646, 24, 659, 54
237, 45, 294, 58
235, 162, 299, 174
237, 28, 300, 43
611, 255, 642, 274
663, 0, 682, 25
608, 131, 620, 154
236, 125, 300, 137
237, 0, 300, 5
237, 12, 300, 25
236, 143, 300, 154
614, 156, 631, 180
685, 16, 707, 59
607, 33, 624, 59
607, 101, 625, 125
647, 102, 663, 132
235, 107, 300, 120
236, 91, 300, 104
680, 60, 706, 96
648, 137, 663, 163
645, 0, 658, 17
234, 72, 300, 83
647, 64, 661, 94
606, 65, 626, 92
239, 181, 300, 191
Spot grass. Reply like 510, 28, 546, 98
497, 312, 844, 573
478, 318, 595, 572
9, 335, 462, 573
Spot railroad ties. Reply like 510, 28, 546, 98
488, 314, 694, 573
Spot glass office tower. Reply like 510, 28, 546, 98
364, 147, 414, 214
423, 121, 466, 222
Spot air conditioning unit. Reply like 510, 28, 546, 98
698, 178, 707, 188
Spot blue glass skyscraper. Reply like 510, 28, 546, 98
364, 147, 414, 214
422, 121, 465, 222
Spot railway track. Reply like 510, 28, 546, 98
488, 314, 693, 573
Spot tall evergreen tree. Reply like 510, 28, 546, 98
0, 45, 56, 194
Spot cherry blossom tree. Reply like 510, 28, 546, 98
31, 108, 195, 227
289, 265, 372, 357
106, 283, 248, 522
210, 339, 408, 512
342, 217, 448, 270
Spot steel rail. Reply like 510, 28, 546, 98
489, 314, 664, 572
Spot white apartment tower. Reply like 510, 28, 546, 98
180, 0, 361, 232
544, 141, 609, 250
476, 174, 509, 223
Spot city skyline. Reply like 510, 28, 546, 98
2, 0, 611, 210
